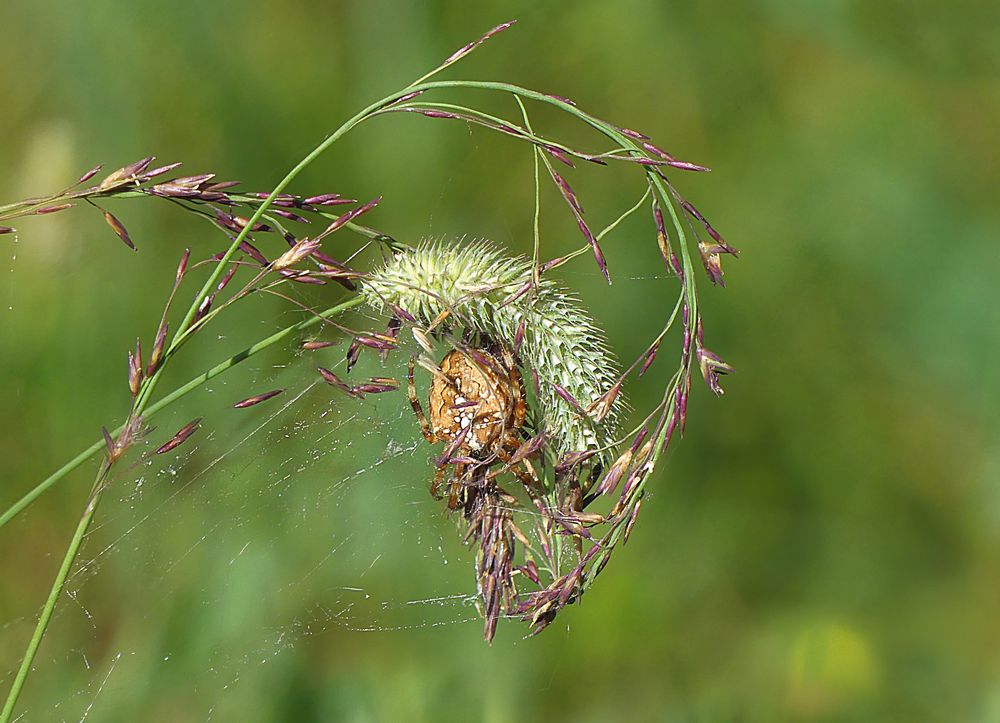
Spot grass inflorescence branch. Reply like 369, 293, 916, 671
1, 19, 737, 713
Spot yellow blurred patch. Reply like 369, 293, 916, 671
785, 620, 880, 717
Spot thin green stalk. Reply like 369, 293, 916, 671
0, 464, 109, 723
596, 187, 652, 242
130, 89, 413, 420
0, 297, 361, 719
0, 443, 106, 531
513, 96, 543, 289
647, 170, 698, 359
0, 296, 364, 531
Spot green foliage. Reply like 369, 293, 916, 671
1, 0, 997, 720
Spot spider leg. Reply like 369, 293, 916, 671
497, 343, 526, 430
429, 464, 448, 500
408, 355, 436, 444
492, 441, 543, 496
448, 481, 463, 511
447, 462, 468, 511
497, 342, 518, 372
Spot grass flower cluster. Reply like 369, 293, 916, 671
0, 18, 737, 715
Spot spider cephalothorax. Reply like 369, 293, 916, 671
407, 343, 536, 512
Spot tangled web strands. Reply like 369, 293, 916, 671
362, 240, 621, 459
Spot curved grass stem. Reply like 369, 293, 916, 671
3, 50, 709, 709
4, 75, 690, 530
0, 464, 109, 723
0, 296, 364, 532
0, 297, 362, 721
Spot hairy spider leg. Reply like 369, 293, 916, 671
492, 440, 543, 496
407, 355, 436, 444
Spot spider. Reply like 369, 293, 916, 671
407, 343, 539, 511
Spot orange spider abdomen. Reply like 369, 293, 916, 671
429, 349, 525, 456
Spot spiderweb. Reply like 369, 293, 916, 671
0, 304, 536, 719
0, 101, 693, 718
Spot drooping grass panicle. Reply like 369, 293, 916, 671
0, 19, 738, 688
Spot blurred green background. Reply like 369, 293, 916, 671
2, 1, 999, 721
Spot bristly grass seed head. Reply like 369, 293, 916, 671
362, 239, 622, 459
